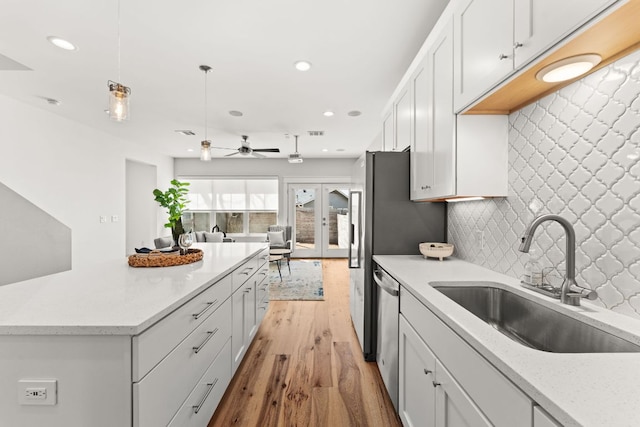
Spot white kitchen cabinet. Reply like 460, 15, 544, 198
513, 0, 618, 69
411, 18, 455, 201
399, 315, 491, 427
454, 0, 619, 111
400, 286, 533, 426
453, 0, 514, 112
394, 87, 411, 152
399, 315, 437, 427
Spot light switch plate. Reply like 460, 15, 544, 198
18, 379, 57, 405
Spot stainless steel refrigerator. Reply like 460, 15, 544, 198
348, 151, 446, 361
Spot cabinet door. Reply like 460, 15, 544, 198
382, 111, 394, 152
454, 0, 514, 112
394, 87, 411, 151
533, 406, 561, 427
244, 281, 257, 343
514, 0, 617, 68
410, 59, 430, 200
399, 316, 436, 427
231, 288, 246, 373
434, 360, 492, 427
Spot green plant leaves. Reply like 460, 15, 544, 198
153, 179, 190, 229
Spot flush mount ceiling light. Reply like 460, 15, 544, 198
46, 36, 77, 51
323, 111, 334, 117
535, 54, 602, 83
288, 135, 303, 163
199, 65, 213, 161
229, 110, 243, 117
107, 0, 131, 121
294, 60, 312, 71
347, 110, 362, 117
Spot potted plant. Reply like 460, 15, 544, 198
153, 179, 190, 247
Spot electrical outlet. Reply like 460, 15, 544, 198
18, 380, 57, 405
111, 215, 119, 222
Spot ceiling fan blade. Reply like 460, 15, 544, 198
225, 152, 241, 157
210, 146, 236, 151
252, 148, 280, 153
251, 152, 266, 158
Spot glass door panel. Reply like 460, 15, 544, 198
322, 185, 350, 258
290, 184, 321, 258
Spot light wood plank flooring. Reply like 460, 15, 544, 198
209, 259, 401, 427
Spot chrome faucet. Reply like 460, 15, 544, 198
518, 214, 597, 306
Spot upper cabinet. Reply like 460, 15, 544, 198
513, 0, 618, 69
453, 0, 514, 112
454, 0, 620, 112
411, 19, 456, 201
382, 111, 394, 151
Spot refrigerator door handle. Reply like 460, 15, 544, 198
373, 269, 400, 296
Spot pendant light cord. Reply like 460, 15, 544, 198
117, 0, 121, 83
204, 69, 208, 141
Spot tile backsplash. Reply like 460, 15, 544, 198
448, 49, 640, 319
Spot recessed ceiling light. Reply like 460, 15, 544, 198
321, 148, 329, 152
187, 148, 194, 152
535, 54, 602, 83
347, 110, 362, 117
175, 130, 195, 136
229, 110, 243, 117
47, 36, 77, 51
294, 60, 312, 71
323, 111, 334, 117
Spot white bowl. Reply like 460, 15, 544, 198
419, 242, 454, 261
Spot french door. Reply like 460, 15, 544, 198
288, 183, 350, 258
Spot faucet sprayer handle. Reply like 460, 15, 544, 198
567, 284, 598, 300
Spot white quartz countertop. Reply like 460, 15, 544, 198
373, 255, 640, 427
0, 243, 266, 336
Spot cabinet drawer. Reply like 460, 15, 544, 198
133, 300, 232, 427
256, 270, 269, 304
133, 274, 232, 381
257, 247, 269, 268
401, 287, 532, 427
168, 338, 232, 427
232, 256, 258, 291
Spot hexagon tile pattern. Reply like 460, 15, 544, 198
448, 49, 640, 319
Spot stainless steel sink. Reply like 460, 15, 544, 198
431, 281, 640, 353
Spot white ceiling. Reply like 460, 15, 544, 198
0, 0, 449, 159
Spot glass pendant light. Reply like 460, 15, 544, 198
108, 0, 131, 121
199, 65, 212, 161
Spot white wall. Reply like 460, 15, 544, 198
0, 94, 174, 272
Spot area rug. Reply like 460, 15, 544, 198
269, 259, 324, 301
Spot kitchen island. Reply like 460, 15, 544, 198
0, 242, 269, 427
374, 255, 640, 427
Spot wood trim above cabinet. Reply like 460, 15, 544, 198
465, 0, 640, 115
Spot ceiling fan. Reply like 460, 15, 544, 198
211, 135, 280, 158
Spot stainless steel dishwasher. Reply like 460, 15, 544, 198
374, 265, 399, 411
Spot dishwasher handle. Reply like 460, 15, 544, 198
373, 269, 399, 296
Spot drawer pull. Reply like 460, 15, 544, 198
193, 328, 219, 354
424, 368, 432, 375
193, 378, 219, 414
432, 381, 441, 387
192, 300, 218, 320
244, 287, 252, 293
240, 267, 254, 276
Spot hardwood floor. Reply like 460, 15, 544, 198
209, 259, 402, 427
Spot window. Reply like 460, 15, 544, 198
181, 178, 278, 235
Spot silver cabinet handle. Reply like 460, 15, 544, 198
498, 53, 509, 60
421, 185, 431, 190
244, 287, 252, 293
193, 328, 219, 354
240, 267, 254, 276
432, 381, 441, 387
193, 378, 218, 414
192, 300, 218, 319
424, 368, 432, 375
514, 41, 523, 49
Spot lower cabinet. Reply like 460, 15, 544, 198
399, 286, 535, 427
399, 315, 490, 427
